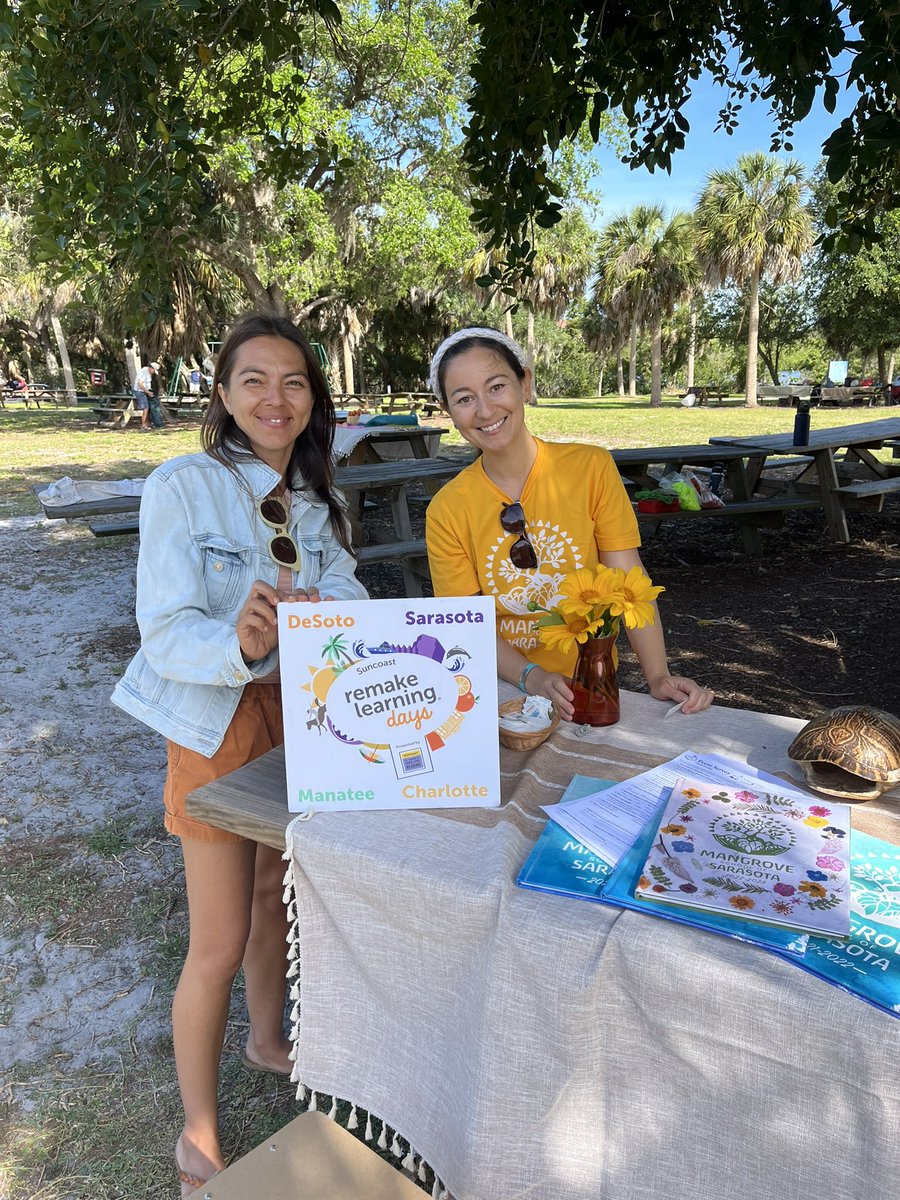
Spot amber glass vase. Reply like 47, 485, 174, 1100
570, 634, 620, 726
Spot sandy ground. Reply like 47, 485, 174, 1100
0, 515, 174, 1089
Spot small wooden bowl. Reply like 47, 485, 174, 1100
498, 697, 560, 752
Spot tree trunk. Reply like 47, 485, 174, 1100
504, 309, 514, 339
49, 315, 77, 404
650, 318, 662, 407
628, 322, 638, 397
616, 349, 624, 396
759, 349, 779, 385
525, 309, 538, 405
341, 333, 355, 394
744, 268, 760, 407
183, 231, 289, 316
888, 350, 895, 383
597, 368, 604, 398
686, 306, 696, 390
125, 341, 141, 389
877, 344, 887, 384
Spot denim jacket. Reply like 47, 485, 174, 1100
111, 452, 367, 756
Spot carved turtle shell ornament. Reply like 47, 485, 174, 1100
788, 705, 900, 801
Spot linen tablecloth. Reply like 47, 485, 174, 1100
285, 693, 900, 1200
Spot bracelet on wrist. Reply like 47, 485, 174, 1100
518, 662, 539, 693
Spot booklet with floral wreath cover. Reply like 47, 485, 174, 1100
633, 775, 851, 938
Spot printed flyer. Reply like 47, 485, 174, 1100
278, 596, 500, 812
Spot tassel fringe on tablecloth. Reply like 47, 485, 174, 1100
282, 830, 452, 1199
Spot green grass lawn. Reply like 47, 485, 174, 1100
439, 393, 897, 450
0, 406, 203, 516
3, 396, 897, 516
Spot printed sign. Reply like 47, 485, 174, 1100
278, 596, 500, 812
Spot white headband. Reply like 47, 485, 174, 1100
428, 327, 528, 402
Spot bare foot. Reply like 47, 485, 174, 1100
243, 1033, 292, 1075
176, 1132, 223, 1198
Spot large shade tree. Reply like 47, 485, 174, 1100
0, 1, 476, 346
695, 153, 812, 407
462, 1, 900, 279
813, 177, 900, 381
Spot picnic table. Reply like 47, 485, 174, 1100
756, 384, 812, 405
1, 381, 72, 408
819, 384, 889, 407
186, 686, 900, 1200
31, 422, 462, 593
710, 416, 900, 543
610, 443, 820, 555
91, 394, 140, 427
332, 391, 442, 417
680, 384, 727, 406
333, 423, 444, 466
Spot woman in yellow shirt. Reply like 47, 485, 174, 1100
425, 327, 713, 719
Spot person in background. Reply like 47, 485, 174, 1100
133, 360, 164, 430
425, 327, 713, 719
112, 313, 367, 1195
3, 372, 28, 397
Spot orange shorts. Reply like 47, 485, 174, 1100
163, 680, 284, 843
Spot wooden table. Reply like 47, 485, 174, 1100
819, 385, 888, 407
334, 424, 445, 467
32, 432, 466, 592
333, 391, 441, 417
91, 394, 138, 427
187, 688, 900, 1200
711, 416, 900, 542
187, 685, 899, 850
610, 442, 818, 555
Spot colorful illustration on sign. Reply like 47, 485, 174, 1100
299, 630, 479, 778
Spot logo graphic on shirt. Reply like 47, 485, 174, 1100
484, 520, 583, 614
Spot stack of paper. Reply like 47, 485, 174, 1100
517, 752, 900, 1019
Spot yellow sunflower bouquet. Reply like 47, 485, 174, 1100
528, 565, 665, 657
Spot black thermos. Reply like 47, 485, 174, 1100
792, 399, 811, 446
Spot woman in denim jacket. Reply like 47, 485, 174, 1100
113, 314, 367, 1194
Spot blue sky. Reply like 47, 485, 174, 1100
591, 73, 858, 218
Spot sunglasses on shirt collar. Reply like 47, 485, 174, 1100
499, 501, 537, 569
257, 495, 301, 570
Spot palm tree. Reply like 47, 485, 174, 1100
595, 205, 700, 404
639, 212, 701, 406
695, 153, 812, 407
595, 204, 660, 397
519, 211, 597, 400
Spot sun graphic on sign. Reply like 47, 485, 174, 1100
298, 641, 390, 761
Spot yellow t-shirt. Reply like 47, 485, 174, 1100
426, 439, 640, 675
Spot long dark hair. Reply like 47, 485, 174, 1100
202, 313, 351, 551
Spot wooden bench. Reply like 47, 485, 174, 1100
162, 393, 207, 418
88, 518, 140, 537
337, 457, 461, 595
635, 495, 822, 532
819, 385, 888, 408
833, 476, 900, 501
197, 1109, 425, 1200
93, 396, 136, 427
335, 391, 443, 418
356, 537, 427, 565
